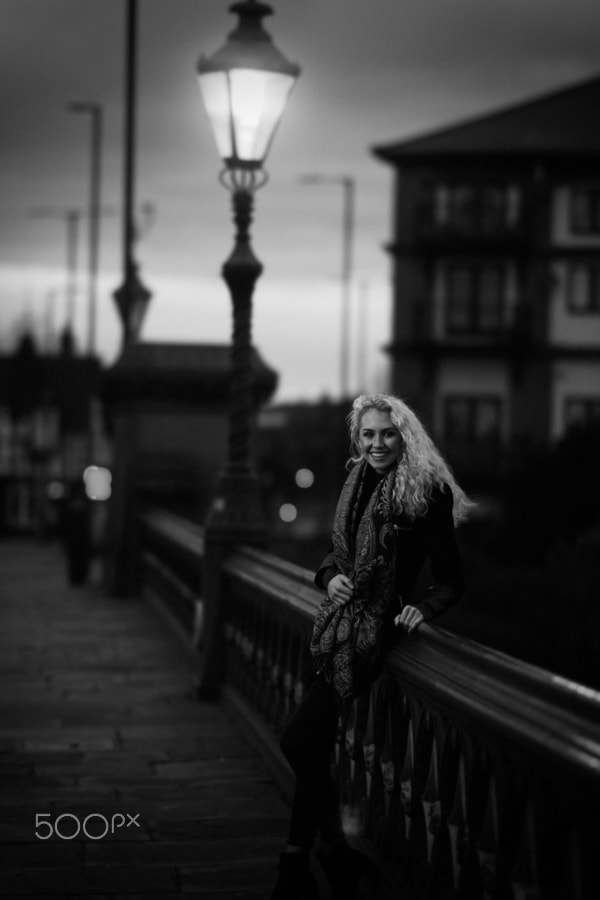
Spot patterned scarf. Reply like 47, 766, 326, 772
310, 459, 398, 701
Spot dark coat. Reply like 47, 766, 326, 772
314, 480, 464, 649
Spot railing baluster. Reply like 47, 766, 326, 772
448, 749, 469, 894
421, 729, 441, 865
477, 772, 500, 900
401, 713, 416, 842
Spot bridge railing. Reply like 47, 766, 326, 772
139, 511, 600, 900
141, 508, 205, 641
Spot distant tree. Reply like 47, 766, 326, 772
7, 333, 43, 424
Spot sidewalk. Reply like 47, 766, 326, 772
0, 539, 289, 899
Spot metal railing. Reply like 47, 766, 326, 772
139, 511, 600, 900
141, 508, 204, 640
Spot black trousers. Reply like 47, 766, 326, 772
279, 673, 343, 850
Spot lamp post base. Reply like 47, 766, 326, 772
198, 466, 267, 699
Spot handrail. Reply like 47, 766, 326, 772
223, 544, 321, 619
140, 509, 204, 636
224, 548, 600, 769
390, 625, 600, 783
138, 516, 600, 900
143, 508, 205, 557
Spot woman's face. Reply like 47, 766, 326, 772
358, 408, 403, 472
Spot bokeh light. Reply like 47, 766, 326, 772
295, 468, 315, 488
83, 466, 112, 501
279, 502, 298, 523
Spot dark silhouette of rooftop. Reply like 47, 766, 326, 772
374, 73, 600, 159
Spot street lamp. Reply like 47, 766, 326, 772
197, 0, 299, 538
300, 174, 355, 399
113, 0, 151, 349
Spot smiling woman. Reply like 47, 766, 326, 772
269, 392, 475, 900
357, 407, 403, 471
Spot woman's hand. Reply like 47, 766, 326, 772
394, 605, 424, 633
327, 573, 354, 607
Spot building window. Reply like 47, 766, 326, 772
435, 184, 520, 232
0, 406, 12, 475
445, 263, 504, 335
568, 264, 600, 313
444, 396, 503, 446
570, 187, 600, 235
564, 396, 600, 430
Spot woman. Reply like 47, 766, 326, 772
270, 394, 473, 900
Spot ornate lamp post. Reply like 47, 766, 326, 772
197, 0, 299, 539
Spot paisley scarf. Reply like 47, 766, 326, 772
310, 458, 397, 701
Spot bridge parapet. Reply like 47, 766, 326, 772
139, 510, 600, 900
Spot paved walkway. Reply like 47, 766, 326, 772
0, 540, 290, 899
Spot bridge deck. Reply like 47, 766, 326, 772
0, 540, 291, 899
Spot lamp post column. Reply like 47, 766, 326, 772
198, 180, 267, 697
205, 177, 266, 539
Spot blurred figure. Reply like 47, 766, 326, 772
61, 480, 91, 586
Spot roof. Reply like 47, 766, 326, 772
373, 74, 600, 162
108, 341, 275, 378
102, 341, 278, 405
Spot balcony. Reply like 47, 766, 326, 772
407, 299, 535, 351
412, 202, 533, 251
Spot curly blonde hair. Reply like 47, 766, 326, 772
348, 393, 475, 525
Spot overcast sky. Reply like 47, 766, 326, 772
1, 0, 599, 401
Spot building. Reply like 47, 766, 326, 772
374, 75, 600, 486
101, 341, 277, 593
0, 330, 104, 534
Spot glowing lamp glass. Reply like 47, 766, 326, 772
196, 1, 299, 171
198, 67, 295, 168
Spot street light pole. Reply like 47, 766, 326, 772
69, 102, 103, 358
340, 176, 355, 399
64, 210, 81, 337
31, 207, 81, 340
300, 174, 355, 399
223, 174, 264, 473
199, 170, 266, 538
113, 0, 151, 348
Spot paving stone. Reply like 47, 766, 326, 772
0, 865, 178, 894
178, 857, 275, 894
147, 815, 286, 842
86, 832, 282, 865
0, 841, 85, 867
0, 541, 290, 897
